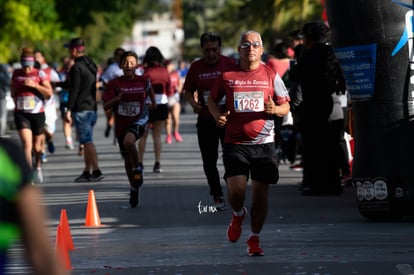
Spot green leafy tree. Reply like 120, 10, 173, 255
55, 0, 170, 65
0, 0, 65, 62
0, 0, 323, 66
0, 0, 170, 64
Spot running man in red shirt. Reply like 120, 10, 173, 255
183, 32, 236, 210
102, 51, 156, 208
208, 30, 290, 256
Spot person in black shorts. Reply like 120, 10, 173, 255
208, 30, 290, 256
138, 47, 171, 173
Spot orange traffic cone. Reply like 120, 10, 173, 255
84, 190, 102, 227
55, 224, 72, 270
59, 209, 74, 250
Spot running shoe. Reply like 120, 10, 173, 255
65, 142, 74, 150
90, 170, 104, 182
104, 125, 111, 138
129, 187, 140, 208
153, 162, 161, 173
132, 166, 143, 188
165, 134, 172, 144
247, 236, 264, 256
41, 152, 48, 163
33, 168, 43, 184
174, 131, 183, 142
289, 163, 303, 172
47, 140, 55, 154
226, 207, 247, 242
214, 196, 226, 211
74, 171, 91, 182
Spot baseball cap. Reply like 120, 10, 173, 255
64, 37, 86, 50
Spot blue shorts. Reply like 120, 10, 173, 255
74, 110, 97, 144
223, 143, 279, 184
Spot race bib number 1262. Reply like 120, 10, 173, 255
233, 91, 264, 112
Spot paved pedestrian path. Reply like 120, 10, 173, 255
5, 103, 412, 275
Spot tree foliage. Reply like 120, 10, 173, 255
54, 0, 170, 64
0, 0, 65, 62
0, 0, 170, 65
182, 0, 323, 60
0, 0, 323, 66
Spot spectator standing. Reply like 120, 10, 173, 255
287, 44, 305, 171
11, 48, 53, 184
34, 50, 61, 162
266, 41, 291, 79
287, 30, 304, 58
64, 37, 104, 182
102, 51, 156, 208
0, 138, 68, 275
182, 32, 236, 210
57, 57, 75, 150
100, 47, 125, 139
289, 21, 344, 195
329, 91, 351, 185
266, 40, 295, 164
208, 30, 290, 256
138, 46, 170, 173
165, 59, 183, 144
178, 60, 189, 113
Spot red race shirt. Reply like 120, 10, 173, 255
169, 70, 180, 96
103, 75, 151, 138
183, 55, 236, 120
210, 63, 290, 144
11, 68, 49, 113
144, 65, 170, 104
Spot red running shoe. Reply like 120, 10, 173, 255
247, 236, 264, 256
165, 134, 172, 144
226, 207, 247, 242
289, 163, 303, 172
174, 131, 183, 142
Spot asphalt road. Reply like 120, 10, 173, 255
4, 103, 414, 275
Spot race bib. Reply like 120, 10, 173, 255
118, 101, 140, 117
16, 96, 35, 110
233, 91, 264, 112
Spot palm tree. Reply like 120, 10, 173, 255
208, 0, 323, 50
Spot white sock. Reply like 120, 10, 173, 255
234, 208, 245, 216
249, 232, 259, 239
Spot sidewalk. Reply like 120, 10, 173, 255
6, 104, 409, 275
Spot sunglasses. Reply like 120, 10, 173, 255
239, 41, 262, 49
